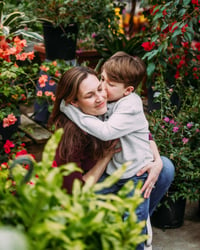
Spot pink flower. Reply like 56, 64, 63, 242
164, 117, 170, 122
187, 123, 193, 129
170, 119, 175, 124
91, 33, 97, 38
44, 91, 52, 97
173, 126, 179, 133
182, 138, 189, 144
3, 113, 17, 128
49, 79, 56, 86
36, 90, 43, 97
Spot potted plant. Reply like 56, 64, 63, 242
34, 59, 73, 125
27, 0, 124, 61
147, 82, 200, 228
0, 129, 148, 249
0, 34, 40, 140
0, 1, 44, 140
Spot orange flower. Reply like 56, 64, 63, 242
40, 65, 49, 72
38, 74, 48, 87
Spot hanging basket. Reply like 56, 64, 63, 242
42, 22, 78, 61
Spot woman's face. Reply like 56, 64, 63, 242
72, 74, 107, 116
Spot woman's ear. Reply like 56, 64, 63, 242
70, 100, 79, 108
124, 86, 134, 96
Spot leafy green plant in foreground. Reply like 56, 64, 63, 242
0, 129, 147, 250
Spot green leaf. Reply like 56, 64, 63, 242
14, 30, 43, 41
184, 32, 193, 42
147, 62, 155, 76
42, 128, 63, 168
3, 12, 24, 26
94, 163, 127, 192
178, 8, 187, 17
183, 0, 191, 5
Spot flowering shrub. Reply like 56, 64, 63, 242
147, 82, 200, 201
77, 33, 97, 51
0, 35, 39, 128
35, 59, 72, 114
140, 0, 200, 87
139, 0, 200, 201
0, 138, 36, 192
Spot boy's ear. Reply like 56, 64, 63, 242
124, 86, 134, 96
70, 100, 79, 108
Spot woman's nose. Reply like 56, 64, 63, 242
96, 93, 104, 102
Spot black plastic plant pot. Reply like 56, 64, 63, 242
43, 22, 79, 61
0, 116, 21, 141
151, 194, 186, 229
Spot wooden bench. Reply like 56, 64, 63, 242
19, 114, 52, 161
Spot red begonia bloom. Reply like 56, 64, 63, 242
141, 41, 155, 51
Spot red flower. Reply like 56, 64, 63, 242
3, 140, 15, 154
150, 5, 159, 15
52, 160, 57, 168
194, 42, 200, 51
191, 0, 199, 5
15, 149, 28, 157
141, 41, 155, 51
175, 70, 180, 79
181, 24, 188, 33
169, 21, 178, 33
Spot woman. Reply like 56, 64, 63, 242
50, 65, 174, 249
48, 66, 120, 194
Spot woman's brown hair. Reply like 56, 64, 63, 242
48, 66, 113, 163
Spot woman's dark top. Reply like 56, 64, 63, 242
55, 133, 154, 194
55, 143, 96, 194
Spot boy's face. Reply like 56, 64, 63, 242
100, 70, 133, 102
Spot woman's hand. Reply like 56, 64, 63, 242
104, 139, 121, 160
137, 159, 163, 198
136, 140, 163, 198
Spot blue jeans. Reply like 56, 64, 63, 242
98, 156, 175, 250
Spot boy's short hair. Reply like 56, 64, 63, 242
102, 51, 147, 90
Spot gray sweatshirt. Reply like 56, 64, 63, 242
60, 92, 153, 179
